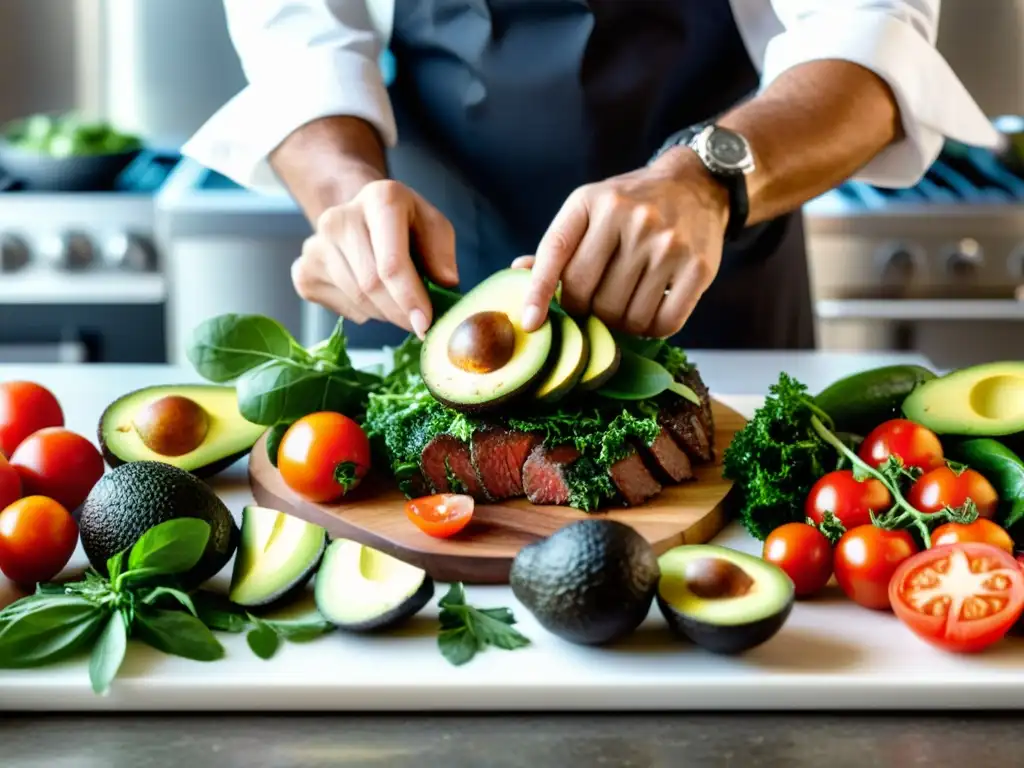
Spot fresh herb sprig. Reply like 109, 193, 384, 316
437, 583, 530, 666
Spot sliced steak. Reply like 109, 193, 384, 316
608, 449, 662, 506
471, 428, 539, 501
658, 405, 712, 463
639, 426, 694, 483
419, 434, 486, 497
680, 367, 715, 451
522, 444, 581, 505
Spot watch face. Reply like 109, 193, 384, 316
708, 129, 749, 168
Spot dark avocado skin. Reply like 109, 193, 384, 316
319, 574, 435, 633
509, 519, 660, 646
656, 593, 794, 655
78, 461, 239, 587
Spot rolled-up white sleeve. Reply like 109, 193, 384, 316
744, 0, 1003, 188
182, 0, 396, 194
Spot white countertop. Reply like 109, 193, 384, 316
6, 353, 1022, 712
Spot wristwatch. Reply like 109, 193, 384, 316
650, 123, 755, 241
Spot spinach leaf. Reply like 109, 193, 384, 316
312, 318, 352, 368
89, 611, 128, 696
134, 607, 225, 662
0, 597, 107, 668
265, 422, 291, 467
236, 359, 373, 425
192, 590, 249, 633
425, 280, 462, 316
187, 314, 305, 382
610, 330, 665, 359
124, 518, 211, 578
951, 438, 1024, 538
597, 348, 700, 405
246, 620, 281, 660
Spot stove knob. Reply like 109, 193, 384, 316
0, 234, 30, 272
39, 231, 96, 270
877, 244, 920, 284
945, 238, 984, 278
102, 232, 156, 271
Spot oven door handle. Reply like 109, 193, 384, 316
815, 299, 1024, 322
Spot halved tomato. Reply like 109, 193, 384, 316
405, 494, 475, 539
889, 542, 1024, 653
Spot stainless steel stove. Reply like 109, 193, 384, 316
803, 128, 1024, 369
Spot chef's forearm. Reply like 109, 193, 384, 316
717, 59, 903, 225
269, 116, 389, 223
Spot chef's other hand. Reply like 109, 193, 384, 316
519, 151, 728, 338
292, 180, 458, 339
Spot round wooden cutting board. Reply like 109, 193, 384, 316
248, 399, 747, 584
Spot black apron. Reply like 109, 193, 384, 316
343, 0, 816, 351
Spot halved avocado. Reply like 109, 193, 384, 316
314, 538, 434, 632
534, 312, 589, 404
98, 384, 266, 478
229, 506, 327, 607
420, 269, 553, 411
656, 544, 794, 655
576, 315, 620, 391
902, 361, 1024, 436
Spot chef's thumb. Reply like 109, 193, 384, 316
411, 198, 459, 287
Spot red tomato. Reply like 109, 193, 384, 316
805, 469, 892, 530
9, 428, 105, 512
907, 466, 998, 519
858, 419, 944, 471
0, 495, 79, 585
763, 522, 834, 598
833, 525, 918, 610
405, 494, 475, 539
932, 519, 1014, 555
277, 412, 371, 503
890, 542, 1024, 653
0, 454, 21, 512
0, 381, 64, 458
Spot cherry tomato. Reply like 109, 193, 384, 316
858, 419, 944, 472
833, 524, 918, 610
0, 453, 21, 512
805, 469, 892, 530
907, 466, 998, 519
889, 542, 1024, 653
763, 522, 834, 598
9, 428, 105, 512
0, 381, 63, 458
405, 494, 475, 539
932, 519, 1014, 555
277, 412, 372, 503
0, 495, 79, 585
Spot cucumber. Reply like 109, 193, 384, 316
814, 364, 937, 436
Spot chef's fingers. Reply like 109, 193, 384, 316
590, 237, 647, 322
342, 218, 413, 332
647, 259, 708, 338
316, 238, 372, 324
623, 251, 677, 336
291, 254, 369, 324
511, 255, 535, 270
524, 190, 590, 331
558, 216, 619, 317
408, 190, 459, 287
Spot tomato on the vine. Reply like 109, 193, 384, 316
405, 493, 475, 539
9, 428, 104, 512
908, 466, 998, 518
0, 454, 21, 512
763, 522, 834, 597
833, 524, 918, 610
0, 495, 79, 585
889, 542, 1024, 653
932, 519, 1013, 554
0, 381, 64, 458
858, 419, 944, 472
805, 469, 892, 530
277, 412, 372, 503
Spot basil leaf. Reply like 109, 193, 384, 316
192, 590, 248, 634
89, 611, 128, 696
314, 318, 352, 368
425, 280, 463, 316
265, 422, 291, 468
437, 627, 478, 666
236, 359, 374, 426
140, 586, 197, 617
35, 581, 70, 596
258, 615, 333, 642
246, 622, 280, 660
0, 598, 107, 668
597, 348, 700, 405
134, 608, 225, 662
106, 552, 124, 583
125, 518, 211, 576
610, 330, 665, 360
187, 313, 304, 382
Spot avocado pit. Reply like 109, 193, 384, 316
683, 557, 755, 600
131, 394, 210, 457
447, 310, 517, 374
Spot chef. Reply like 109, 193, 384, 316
185, 0, 999, 350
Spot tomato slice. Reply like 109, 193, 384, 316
405, 494, 475, 539
889, 542, 1024, 653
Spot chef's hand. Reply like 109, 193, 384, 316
517, 149, 729, 338
291, 180, 458, 338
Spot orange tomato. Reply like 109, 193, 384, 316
405, 494, 475, 539
0, 496, 78, 585
908, 466, 999, 519
931, 518, 1014, 555
277, 412, 372, 503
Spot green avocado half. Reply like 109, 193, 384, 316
533, 311, 590, 404
901, 360, 1024, 436
98, 384, 266, 478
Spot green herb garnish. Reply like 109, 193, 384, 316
436, 583, 530, 666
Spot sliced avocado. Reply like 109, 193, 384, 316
534, 312, 589, 403
656, 544, 794, 655
576, 315, 620, 391
98, 384, 266, 478
510, 519, 660, 646
420, 269, 553, 411
314, 538, 434, 632
901, 361, 1024, 436
78, 460, 239, 587
229, 506, 327, 607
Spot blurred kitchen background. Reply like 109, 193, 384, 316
0, 0, 1022, 369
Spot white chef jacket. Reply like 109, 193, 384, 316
183, 0, 1003, 195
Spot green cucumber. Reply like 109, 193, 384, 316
814, 364, 937, 436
